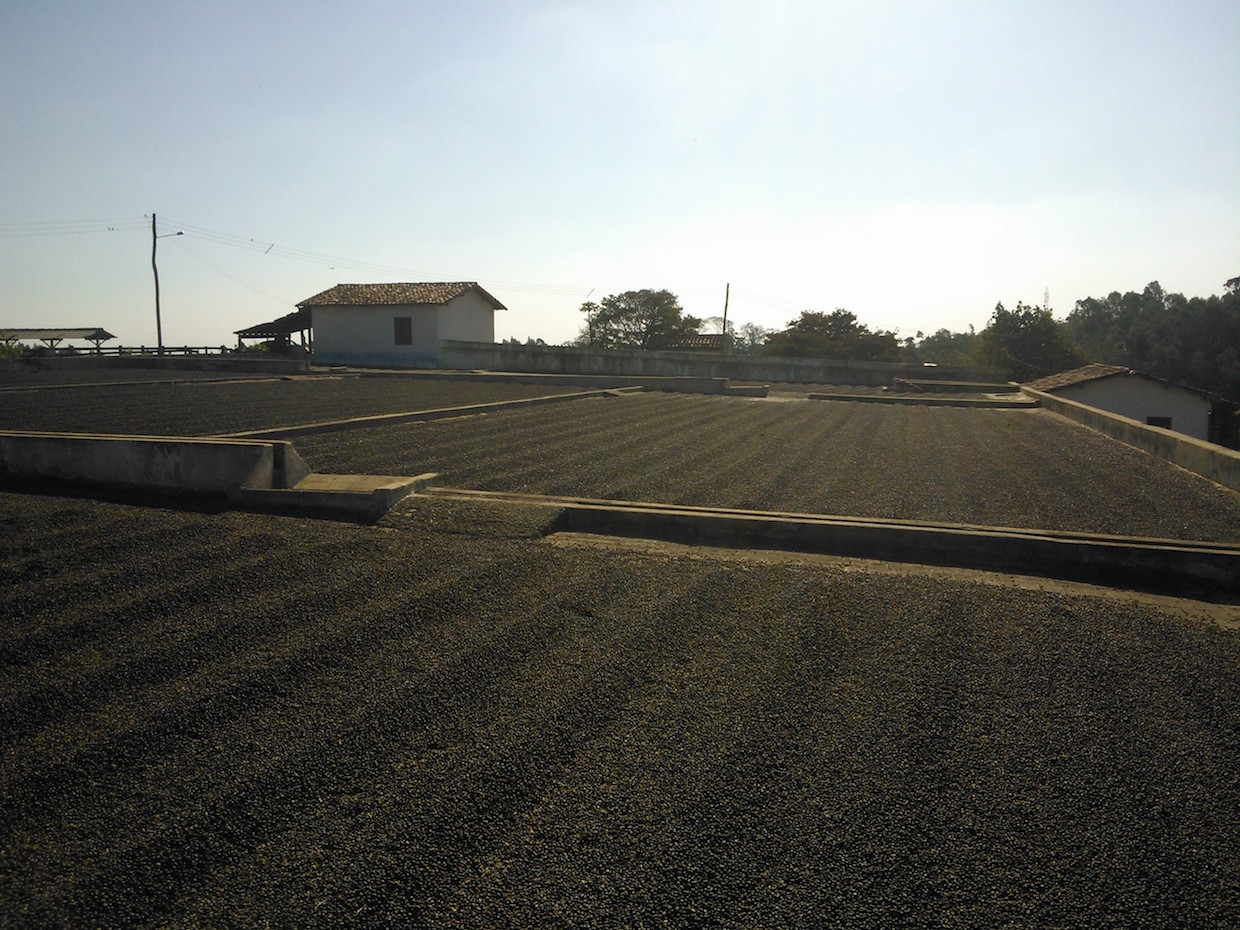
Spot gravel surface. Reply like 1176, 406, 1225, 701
0, 376, 583, 436
296, 393, 1240, 542
1, 492, 1237, 928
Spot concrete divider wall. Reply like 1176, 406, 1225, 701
1023, 387, 1240, 493
440, 340, 1008, 386
0, 431, 311, 494
0, 355, 310, 375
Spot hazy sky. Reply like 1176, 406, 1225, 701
2, 1, 1237, 348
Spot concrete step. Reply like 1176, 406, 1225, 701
229, 472, 441, 521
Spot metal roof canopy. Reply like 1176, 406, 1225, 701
234, 307, 311, 339
0, 328, 115, 347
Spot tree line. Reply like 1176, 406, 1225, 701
573, 279, 1240, 400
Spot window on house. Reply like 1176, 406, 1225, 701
1146, 416, 1172, 429
394, 317, 412, 345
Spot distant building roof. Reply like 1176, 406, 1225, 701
646, 333, 730, 352
235, 307, 312, 339
0, 327, 115, 344
297, 282, 506, 311
1024, 364, 1130, 392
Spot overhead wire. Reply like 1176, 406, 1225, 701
159, 216, 597, 297
0, 216, 148, 238
168, 237, 294, 305
2, 214, 805, 323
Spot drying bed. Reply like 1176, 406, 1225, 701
295, 392, 1240, 543
1, 493, 1236, 927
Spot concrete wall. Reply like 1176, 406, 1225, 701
0, 355, 310, 375
1023, 387, 1240, 493
1055, 376, 1211, 441
312, 295, 495, 368
0, 432, 311, 494
439, 341, 1005, 386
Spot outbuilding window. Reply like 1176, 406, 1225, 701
394, 317, 412, 345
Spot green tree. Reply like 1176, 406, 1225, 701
973, 301, 1083, 379
1064, 279, 1240, 399
733, 322, 769, 356
578, 289, 700, 349
762, 309, 900, 361
915, 326, 978, 366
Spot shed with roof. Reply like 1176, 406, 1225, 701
297, 282, 505, 368
0, 328, 115, 352
1025, 363, 1235, 445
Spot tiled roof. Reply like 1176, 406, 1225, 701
297, 282, 506, 310
1024, 364, 1129, 392
646, 333, 730, 351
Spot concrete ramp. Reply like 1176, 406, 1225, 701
230, 473, 440, 522
0, 430, 438, 523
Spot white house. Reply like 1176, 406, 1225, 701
1025, 364, 1228, 443
299, 282, 505, 368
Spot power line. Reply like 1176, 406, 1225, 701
0, 217, 148, 238
2, 213, 806, 318
169, 238, 294, 305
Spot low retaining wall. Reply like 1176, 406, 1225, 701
0, 431, 311, 494
440, 341, 1007, 387
0, 355, 310, 375
352, 369, 732, 394
427, 488, 1240, 599
1023, 387, 1240, 493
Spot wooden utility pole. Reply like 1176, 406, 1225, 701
722, 282, 730, 354
151, 213, 163, 356
151, 214, 182, 356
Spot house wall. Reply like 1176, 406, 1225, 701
310, 294, 496, 368
437, 292, 495, 344
1056, 376, 1211, 441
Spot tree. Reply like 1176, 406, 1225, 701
735, 322, 770, 356
578, 289, 700, 349
915, 326, 977, 366
700, 316, 734, 336
762, 309, 900, 361
1063, 279, 1240, 400
972, 301, 1083, 379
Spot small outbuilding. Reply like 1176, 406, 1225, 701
298, 282, 504, 368
1026, 364, 1236, 445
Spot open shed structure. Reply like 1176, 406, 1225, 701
234, 307, 312, 354
0, 328, 115, 353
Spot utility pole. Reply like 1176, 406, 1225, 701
152, 214, 163, 355
151, 213, 182, 356
722, 282, 730, 354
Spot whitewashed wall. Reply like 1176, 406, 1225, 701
436, 291, 495, 343
311, 294, 494, 368
1057, 375, 1211, 440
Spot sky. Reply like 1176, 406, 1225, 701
2, 0, 1237, 348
